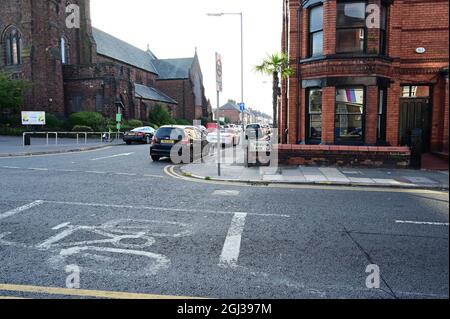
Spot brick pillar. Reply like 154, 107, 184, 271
299, 87, 306, 144
365, 86, 379, 145
443, 74, 449, 154
287, 76, 298, 144
386, 81, 400, 146
323, 0, 336, 55
321, 86, 336, 145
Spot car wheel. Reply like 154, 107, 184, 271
151, 155, 160, 162
145, 136, 151, 144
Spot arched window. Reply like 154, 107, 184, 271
3, 27, 22, 66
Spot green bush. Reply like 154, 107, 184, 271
175, 119, 191, 126
149, 104, 176, 127
125, 119, 144, 128
0, 125, 26, 136
45, 114, 64, 130
68, 112, 106, 132
72, 125, 93, 132
0, 72, 28, 112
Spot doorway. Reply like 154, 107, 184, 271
399, 85, 432, 152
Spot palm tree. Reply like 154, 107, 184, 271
255, 53, 293, 128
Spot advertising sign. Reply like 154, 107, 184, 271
216, 52, 223, 93
21, 112, 46, 126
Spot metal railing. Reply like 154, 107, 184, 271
23, 131, 125, 147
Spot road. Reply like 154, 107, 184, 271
0, 144, 448, 299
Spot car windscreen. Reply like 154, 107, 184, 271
246, 124, 260, 129
132, 128, 144, 132
156, 127, 184, 139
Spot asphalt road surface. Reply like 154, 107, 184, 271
0, 144, 448, 299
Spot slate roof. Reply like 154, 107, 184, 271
152, 58, 194, 80
220, 102, 240, 111
92, 28, 158, 74
135, 84, 178, 104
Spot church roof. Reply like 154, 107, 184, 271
152, 58, 195, 80
92, 28, 158, 75
134, 84, 178, 104
220, 102, 240, 111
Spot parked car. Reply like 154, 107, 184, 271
245, 123, 266, 140
207, 128, 240, 147
150, 125, 208, 162
123, 126, 155, 145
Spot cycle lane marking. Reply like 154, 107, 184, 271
0, 200, 44, 221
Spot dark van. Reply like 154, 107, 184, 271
150, 126, 208, 163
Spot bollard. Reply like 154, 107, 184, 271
410, 128, 423, 169
24, 133, 31, 146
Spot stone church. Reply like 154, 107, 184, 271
0, 0, 212, 122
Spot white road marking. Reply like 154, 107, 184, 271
90, 153, 134, 161
115, 173, 137, 176
0, 201, 44, 221
43, 200, 288, 218
85, 171, 107, 174
1, 166, 20, 169
213, 190, 240, 196
219, 213, 247, 268
52, 222, 71, 230
28, 168, 49, 171
396, 220, 449, 226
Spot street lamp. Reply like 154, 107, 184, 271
207, 12, 244, 130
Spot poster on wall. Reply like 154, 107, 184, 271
21, 111, 46, 125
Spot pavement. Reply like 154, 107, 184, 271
180, 146, 449, 190
0, 143, 448, 299
0, 136, 124, 157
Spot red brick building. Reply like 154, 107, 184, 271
280, 0, 449, 165
0, 0, 211, 122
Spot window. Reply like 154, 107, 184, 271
3, 27, 22, 65
377, 89, 387, 143
306, 89, 322, 141
380, 5, 388, 55
335, 87, 364, 143
401, 86, 430, 98
309, 5, 323, 57
336, 2, 366, 53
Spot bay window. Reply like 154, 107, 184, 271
306, 89, 323, 142
309, 5, 324, 57
336, 2, 367, 53
335, 87, 365, 143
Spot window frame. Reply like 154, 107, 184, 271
379, 5, 388, 56
308, 4, 324, 57
3, 27, 22, 66
334, 86, 366, 145
305, 88, 323, 144
336, 1, 368, 54
377, 88, 387, 144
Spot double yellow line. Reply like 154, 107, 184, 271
0, 284, 202, 300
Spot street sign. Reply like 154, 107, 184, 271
239, 103, 245, 112
216, 52, 223, 93
116, 113, 122, 122
21, 111, 46, 125
116, 123, 121, 130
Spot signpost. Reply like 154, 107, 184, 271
216, 52, 223, 176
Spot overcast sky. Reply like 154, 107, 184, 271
90, 0, 282, 116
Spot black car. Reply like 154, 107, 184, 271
123, 127, 156, 145
150, 126, 208, 163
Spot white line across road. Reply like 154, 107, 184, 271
0, 201, 44, 221
396, 220, 449, 226
38, 200, 289, 218
219, 213, 247, 268
90, 153, 134, 161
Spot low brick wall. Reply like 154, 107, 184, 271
275, 145, 411, 168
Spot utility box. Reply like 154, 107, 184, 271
24, 134, 31, 146
410, 128, 423, 169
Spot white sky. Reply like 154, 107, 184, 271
90, 0, 282, 116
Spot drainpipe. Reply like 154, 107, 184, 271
295, 5, 302, 144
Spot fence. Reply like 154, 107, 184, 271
23, 131, 125, 147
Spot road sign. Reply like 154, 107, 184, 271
239, 103, 245, 112
116, 113, 122, 122
216, 52, 223, 93
116, 123, 121, 130
22, 111, 46, 125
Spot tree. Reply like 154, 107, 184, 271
149, 103, 175, 127
0, 72, 28, 111
254, 53, 293, 128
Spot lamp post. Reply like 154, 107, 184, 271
207, 12, 244, 130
